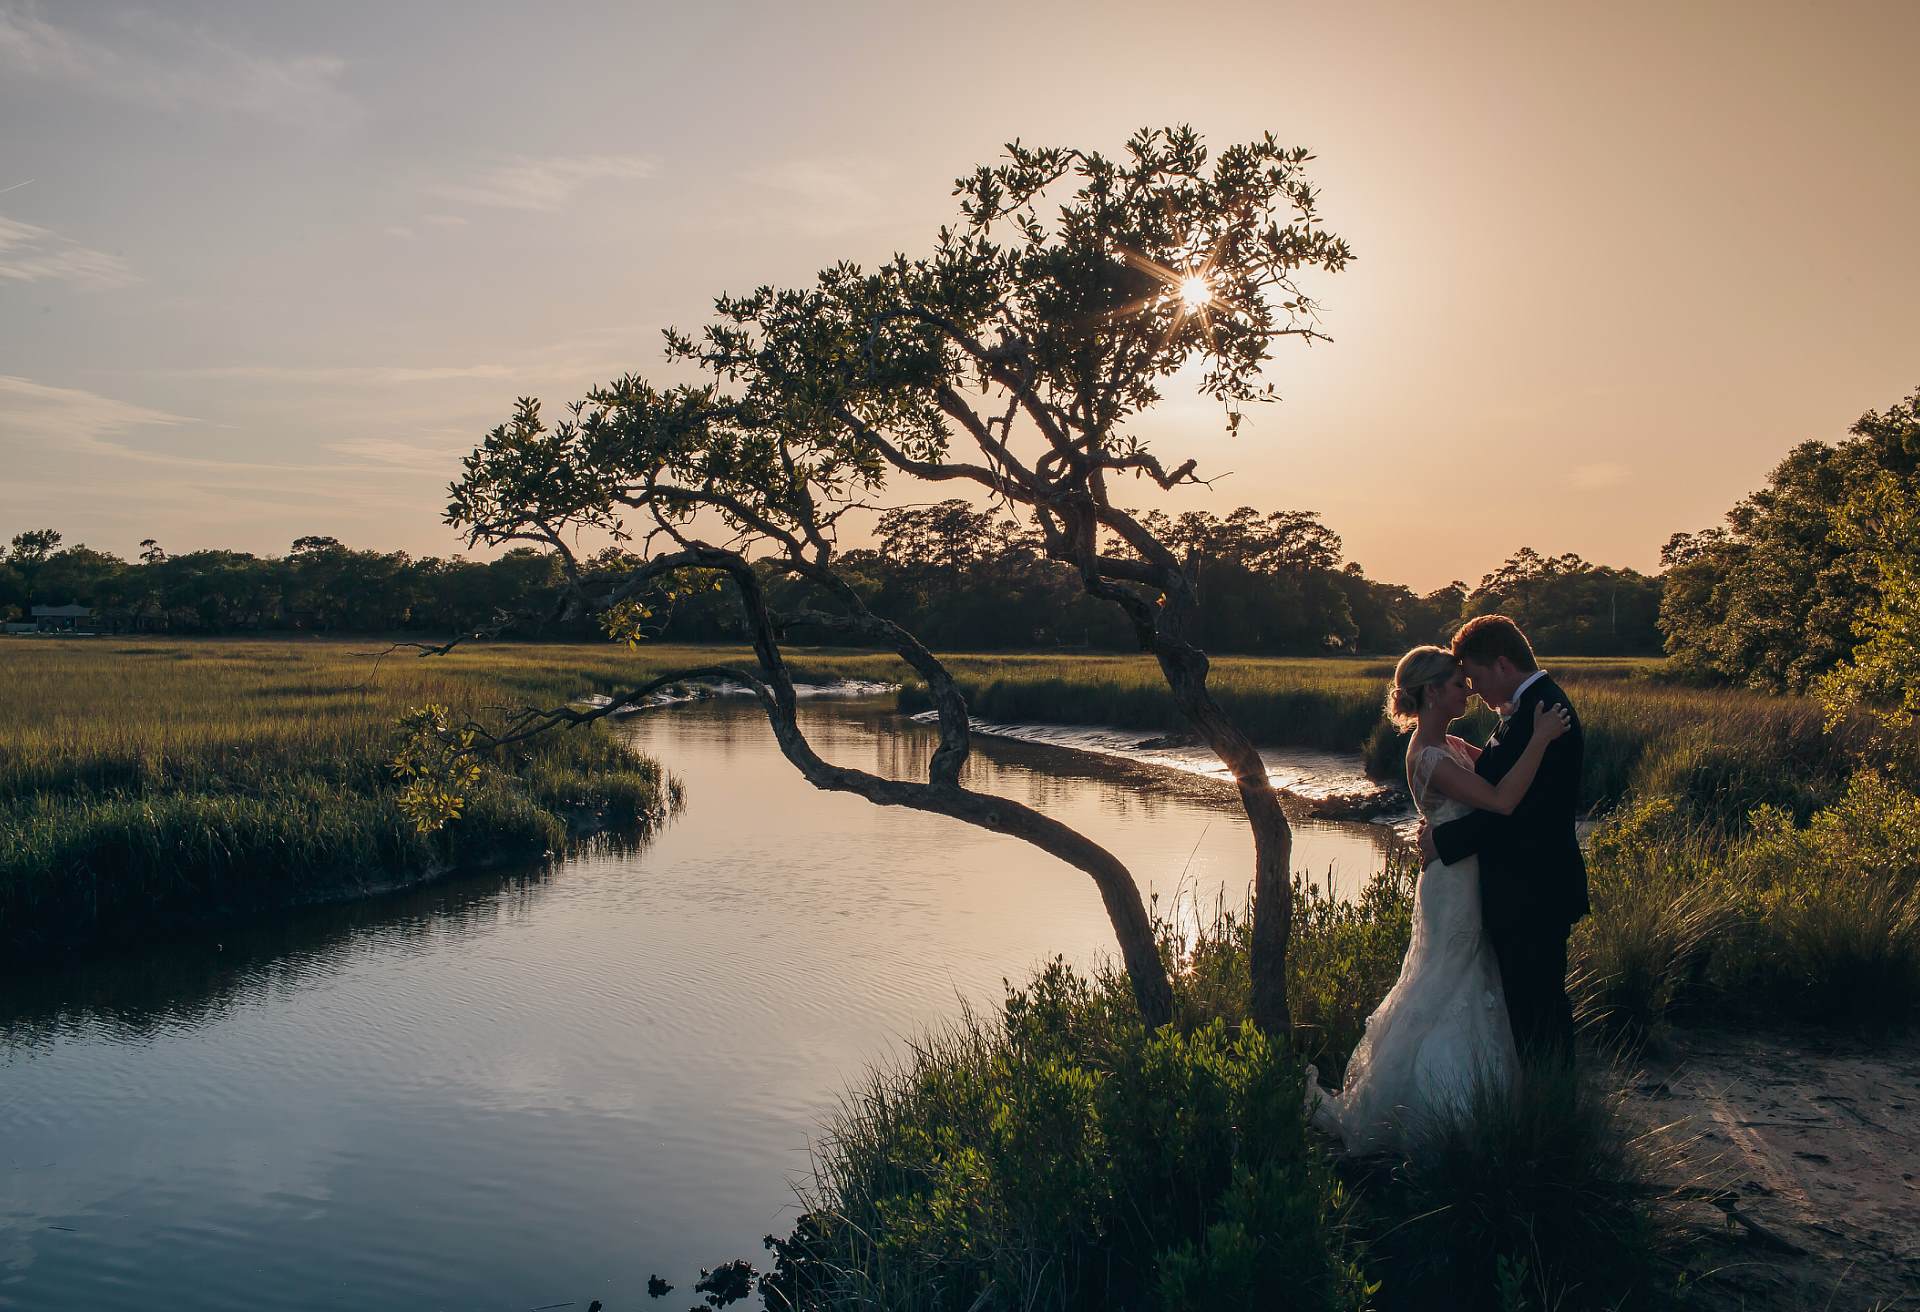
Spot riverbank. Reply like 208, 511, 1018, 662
895, 653, 1862, 829
0, 639, 701, 961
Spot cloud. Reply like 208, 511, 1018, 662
428, 154, 658, 212
422, 213, 468, 227
0, 214, 135, 287
1571, 461, 1629, 490
325, 433, 465, 474
0, 375, 188, 447
0, 4, 358, 126
384, 225, 415, 240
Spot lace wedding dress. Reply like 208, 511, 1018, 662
1306, 739, 1518, 1153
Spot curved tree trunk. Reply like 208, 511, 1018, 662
533, 547, 1178, 1028
1142, 636, 1293, 1036
1062, 515, 1296, 1037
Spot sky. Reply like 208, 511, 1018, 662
2, 0, 1916, 592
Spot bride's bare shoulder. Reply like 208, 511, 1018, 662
1445, 733, 1483, 763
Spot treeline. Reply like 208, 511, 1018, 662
1660, 385, 1920, 693
1, 509, 1664, 656
0, 533, 574, 637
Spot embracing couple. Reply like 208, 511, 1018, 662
1309, 615, 1589, 1154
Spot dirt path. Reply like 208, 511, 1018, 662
1624, 1026, 1920, 1310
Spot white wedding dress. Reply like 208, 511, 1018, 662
1306, 739, 1518, 1153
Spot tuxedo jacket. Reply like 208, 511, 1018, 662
1432, 672, 1591, 935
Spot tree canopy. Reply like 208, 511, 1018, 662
1660, 386, 1920, 693
436, 126, 1369, 1032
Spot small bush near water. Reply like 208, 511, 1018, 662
766, 961, 1372, 1311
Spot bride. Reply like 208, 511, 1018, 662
1306, 645, 1571, 1153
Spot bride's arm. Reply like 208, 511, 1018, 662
1427, 704, 1571, 815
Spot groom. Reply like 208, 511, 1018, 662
1419, 615, 1589, 1061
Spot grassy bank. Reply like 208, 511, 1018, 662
748, 886, 1677, 1312
0, 638, 742, 957
896, 653, 1860, 828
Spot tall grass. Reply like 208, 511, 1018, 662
0, 638, 761, 955
1572, 773, 1920, 1036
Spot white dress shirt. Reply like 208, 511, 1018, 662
1505, 668, 1548, 714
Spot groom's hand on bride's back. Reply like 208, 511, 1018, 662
1416, 820, 1438, 865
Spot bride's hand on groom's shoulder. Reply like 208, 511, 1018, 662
1533, 702, 1573, 741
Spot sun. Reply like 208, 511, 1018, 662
1177, 275, 1212, 310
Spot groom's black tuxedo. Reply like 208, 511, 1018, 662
1432, 672, 1589, 1058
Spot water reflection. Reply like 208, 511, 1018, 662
0, 863, 559, 1049
1, 697, 1395, 1312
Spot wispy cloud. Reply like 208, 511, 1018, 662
0, 374, 189, 447
0, 374, 446, 485
0, 214, 134, 287
326, 433, 467, 474
428, 154, 657, 212
0, 4, 358, 126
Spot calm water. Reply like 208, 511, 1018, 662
0, 699, 1393, 1312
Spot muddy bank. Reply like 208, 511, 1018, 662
1626, 1026, 1920, 1310
579, 676, 897, 712
911, 711, 1412, 825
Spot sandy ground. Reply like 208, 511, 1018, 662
1624, 1026, 1920, 1310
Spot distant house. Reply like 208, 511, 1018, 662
29, 604, 96, 633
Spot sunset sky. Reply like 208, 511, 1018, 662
3, 0, 1915, 591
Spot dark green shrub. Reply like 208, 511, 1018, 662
772, 960, 1371, 1311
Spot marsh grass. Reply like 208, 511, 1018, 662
1572, 773, 1920, 1036
896, 653, 1858, 828
0, 638, 799, 953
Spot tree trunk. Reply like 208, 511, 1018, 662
1145, 634, 1294, 1036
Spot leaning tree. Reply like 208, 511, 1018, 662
430, 126, 1351, 1033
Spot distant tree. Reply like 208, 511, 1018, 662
0, 561, 23, 622
1660, 386, 1920, 691
431, 127, 1353, 1032
1134, 506, 1358, 651
7, 528, 62, 602
33, 544, 126, 608
1462, 548, 1662, 656
139, 538, 166, 564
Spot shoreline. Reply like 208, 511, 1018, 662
1, 800, 666, 973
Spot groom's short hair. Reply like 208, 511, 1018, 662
1452, 614, 1538, 672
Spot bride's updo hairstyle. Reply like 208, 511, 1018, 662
1386, 645, 1460, 731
